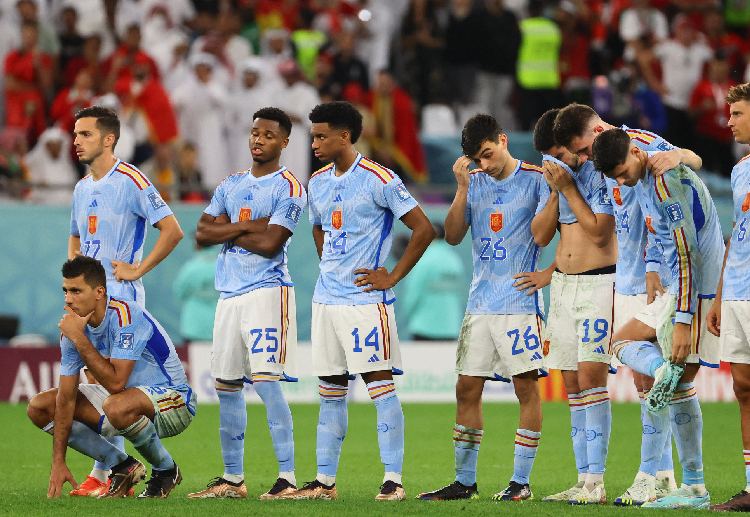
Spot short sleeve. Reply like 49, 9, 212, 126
69, 193, 79, 236
464, 174, 474, 225
535, 174, 551, 215
270, 181, 308, 233
308, 181, 322, 225
132, 183, 174, 226
374, 176, 419, 220
204, 180, 227, 217
588, 170, 614, 216
59, 336, 84, 376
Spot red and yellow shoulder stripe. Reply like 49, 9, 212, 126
519, 161, 544, 174
654, 175, 672, 202
626, 128, 657, 146
280, 169, 304, 197
359, 157, 395, 184
108, 298, 132, 327
116, 161, 151, 190
309, 163, 334, 182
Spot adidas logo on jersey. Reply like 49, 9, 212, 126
593, 345, 605, 354
267, 355, 276, 363
243, 193, 254, 201
493, 197, 503, 204
530, 352, 542, 361
367, 354, 380, 363
89, 199, 98, 208
333, 194, 342, 202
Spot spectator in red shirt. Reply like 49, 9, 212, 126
61, 34, 106, 92
103, 23, 160, 93
703, 8, 747, 82
4, 21, 53, 144
689, 52, 736, 177
50, 69, 94, 133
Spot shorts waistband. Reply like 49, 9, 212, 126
555, 264, 616, 276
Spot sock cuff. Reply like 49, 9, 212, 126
638, 391, 645, 400
215, 380, 244, 392
567, 392, 586, 411
319, 381, 348, 400
121, 415, 150, 439
43, 421, 54, 434
515, 429, 541, 448
366, 380, 396, 401
612, 339, 631, 357
251, 373, 281, 383
670, 383, 697, 404
744, 450, 750, 465
579, 387, 610, 408
453, 424, 483, 450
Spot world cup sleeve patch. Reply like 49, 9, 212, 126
599, 187, 610, 205
286, 203, 302, 223
657, 141, 673, 151
148, 191, 167, 209
119, 333, 134, 349
666, 203, 684, 222
395, 183, 411, 201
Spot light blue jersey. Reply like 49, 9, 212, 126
723, 155, 750, 301
59, 297, 194, 413
636, 163, 725, 324
308, 153, 419, 305
70, 160, 173, 304
465, 161, 549, 315
204, 167, 307, 299
608, 126, 674, 295
544, 158, 613, 224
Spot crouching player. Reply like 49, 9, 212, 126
27, 256, 196, 498
418, 114, 555, 501
593, 129, 724, 509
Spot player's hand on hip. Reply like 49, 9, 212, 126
354, 267, 395, 292
452, 156, 474, 189
512, 270, 552, 295
645, 271, 665, 304
670, 323, 691, 363
59, 306, 93, 343
111, 260, 142, 281
706, 300, 721, 337
648, 150, 680, 176
48, 461, 77, 498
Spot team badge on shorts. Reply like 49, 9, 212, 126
490, 211, 503, 232
332, 207, 343, 229
239, 207, 252, 221
742, 192, 750, 212
88, 215, 98, 234
612, 186, 623, 206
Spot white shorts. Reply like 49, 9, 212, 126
311, 302, 401, 376
456, 313, 544, 378
78, 383, 195, 438
211, 286, 298, 381
721, 300, 750, 364
614, 292, 648, 332
635, 292, 720, 366
544, 271, 616, 370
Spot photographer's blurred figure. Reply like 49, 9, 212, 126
173, 235, 218, 344
400, 222, 465, 341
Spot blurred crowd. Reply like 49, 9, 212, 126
1, 0, 749, 204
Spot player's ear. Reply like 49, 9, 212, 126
594, 125, 604, 134
95, 285, 106, 300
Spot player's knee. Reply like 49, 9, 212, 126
513, 379, 540, 405
455, 378, 483, 406
27, 392, 53, 428
102, 395, 136, 429
733, 378, 750, 405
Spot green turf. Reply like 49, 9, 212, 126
0, 402, 744, 515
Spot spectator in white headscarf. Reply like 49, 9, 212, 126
24, 126, 78, 204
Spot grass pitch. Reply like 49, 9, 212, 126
1, 402, 743, 516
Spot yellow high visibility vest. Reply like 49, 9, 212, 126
517, 17, 561, 89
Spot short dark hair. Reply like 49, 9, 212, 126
727, 83, 750, 105
553, 103, 597, 148
592, 128, 631, 176
308, 101, 363, 143
62, 256, 107, 290
533, 108, 560, 152
253, 106, 292, 136
461, 114, 502, 157
75, 105, 120, 145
